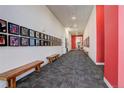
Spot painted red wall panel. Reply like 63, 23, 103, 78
104, 5, 118, 87
96, 5, 105, 62
71, 35, 83, 49
71, 35, 76, 49
118, 6, 124, 87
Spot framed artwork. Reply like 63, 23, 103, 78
8, 22, 19, 35
40, 33, 43, 39
43, 41, 47, 46
36, 39, 40, 46
43, 34, 45, 39
44, 34, 47, 40
0, 19, 7, 33
20, 26, 29, 37
50, 36, 52, 40
29, 29, 35, 37
20, 37, 29, 46
40, 40, 43, 46
0, 34, 7, 46
46, 35, 48, 40
35, 31, 40, 39
30, 38, 35, 46
9, 35, 20, 46
50, 41, 53, 46
48, 41, 50, 46
87, 37, 90, 47
48, 35, 50, 40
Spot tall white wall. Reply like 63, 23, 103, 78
65, 29, 72, 51
83, 6, 96, 63
0, 5, 65, 87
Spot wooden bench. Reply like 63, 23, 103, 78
0, 60, 44, 88
47, 54, 60, 63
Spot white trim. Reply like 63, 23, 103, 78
95, 62, 104, 65
104, 77, 113, 88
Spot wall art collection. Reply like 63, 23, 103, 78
0, 19, 62, 47
83, 37, 89, 47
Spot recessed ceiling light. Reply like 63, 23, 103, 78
73, 24, 77, 28
72, 16, 76, 20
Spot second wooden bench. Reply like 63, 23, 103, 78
47, 54, 60, 63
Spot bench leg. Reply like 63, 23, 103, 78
35, 65, 41, 72
8, 78, 16, 88
49, 59, 52, 63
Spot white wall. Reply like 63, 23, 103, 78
0, 5, 65, 87
83, 6, 96, 63
65, 29, 72, 51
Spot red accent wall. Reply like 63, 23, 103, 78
118, 6, 124, 87
104, 5, 118, 87
71, 35, 83, 49
96, 5, 105, 62
71, 35, 76, 49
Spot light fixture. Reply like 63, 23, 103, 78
73, 24, 77, 28
72, 16, 76, 20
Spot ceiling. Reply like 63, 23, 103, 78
47, 5, 93, 35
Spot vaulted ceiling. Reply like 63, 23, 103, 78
47, 5, 93, 35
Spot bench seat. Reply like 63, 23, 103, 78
47, 54, 60, 63
0, 60, 44, 88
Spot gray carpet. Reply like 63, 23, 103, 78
17, 50, 108, 88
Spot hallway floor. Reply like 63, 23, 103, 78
17, 50, 107, 88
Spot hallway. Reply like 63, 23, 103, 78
17, 50, 107, 88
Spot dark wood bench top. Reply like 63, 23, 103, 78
0, 60, 44, 80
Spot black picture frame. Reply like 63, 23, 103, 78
8, 22, 19, 35
0, 34, 7, 46
35, 31, 40, 39
40, 33, 44, 39
43, 34, 46, 40
36, 39, 40, 46
9, 35, 20, 46
29, 29, 35, 38
0, 19, 7, 33
43, 41, 47, 46
40, 40, 44, 46
20, 37, 29, 46
20, 26, 29, 37
30, 38, 36, 46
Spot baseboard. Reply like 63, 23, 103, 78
95, 62, 104, 65
104, 77, 113, 88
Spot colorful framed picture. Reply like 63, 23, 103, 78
29, 29, 35, 37
30, 38, 35, 46
20, 37, 29, 46
0, 34, 7, 46
36, 39, 40, 46
20, 26, 29, 37
35, 31, 40, 38
9, 35, 20, 46
0, 19, 7, 33
8, 22, 19, 35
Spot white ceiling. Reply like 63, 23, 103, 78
47, 5, 93, 35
